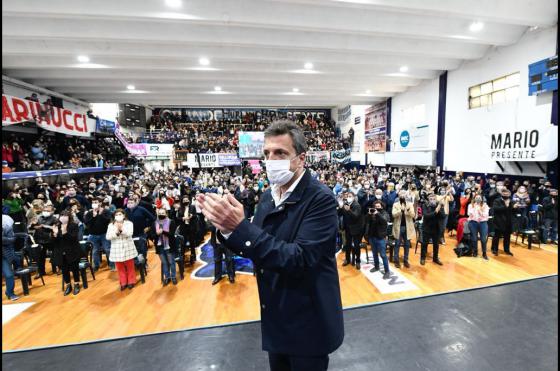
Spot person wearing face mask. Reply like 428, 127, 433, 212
84, 197, 114, 272
125, 195, 156, 267
339, 191, 365, 270
459, 188, 474, 218
382, 183, 398, 217
28, 204, 58, 277
52, 211, 83, 296
392, 191, 416, 269
512, 186, 530, 231
468, 195, 490, 260
151, 208, 178, 285
106, 209, 138, 290
542, 189, 558, 245
209, 223, 236, 285
175, 196, 197, 265
365, 200, 391, 279
61, 186, 89, 211
436, 185, 454, 245
491, 189, 514, 256
420, 194, 444, 266
197, 121, 343, 370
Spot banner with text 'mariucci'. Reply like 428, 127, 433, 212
2, 94, 94, 137
488, 125, 558, 162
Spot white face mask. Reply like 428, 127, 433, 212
265, 159, 295, 186
115, 215, 124, 222
92, 203, 99, 210
347, 197, 354, 204
41, 211, 51, 217
375, 194, 382, 200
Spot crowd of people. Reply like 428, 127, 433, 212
2, 160, 558, 301
138, 114, 347, 153
2, 131, 132, 173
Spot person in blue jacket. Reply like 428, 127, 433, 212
197, 121, 344, 371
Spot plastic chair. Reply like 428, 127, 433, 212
15, 239, 46, 295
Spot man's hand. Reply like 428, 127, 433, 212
197, 193, 245, 234
343, 204, 351, 211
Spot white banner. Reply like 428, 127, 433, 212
306, 151, 331, 163
395, 125, 430, 151
359, 253, 419, 294
145, 144, 174, 157
2, 94, 94, 137
185, 153, 241, 168
488, 125, 558, 162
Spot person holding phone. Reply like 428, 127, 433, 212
365, 200, 391, 279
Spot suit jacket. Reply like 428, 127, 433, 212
52, 223, 83, 266
220, 171, 344, 356
492, 197, 513, 232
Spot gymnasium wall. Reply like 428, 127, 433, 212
444, 25, 557, 176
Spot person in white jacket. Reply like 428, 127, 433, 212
106, 209, 138, 290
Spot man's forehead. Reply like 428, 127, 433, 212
263, 134, 294, 152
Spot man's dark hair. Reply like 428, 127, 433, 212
264, 120, 308, 154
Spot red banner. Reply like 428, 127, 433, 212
2, 94, 94, 137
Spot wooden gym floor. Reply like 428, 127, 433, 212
2, 234, 558, 352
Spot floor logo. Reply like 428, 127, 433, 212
190, 240, 254, 280
359, 253, 419, 294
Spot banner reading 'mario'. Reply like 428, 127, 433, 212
2, 94, 94, 137
488, 125, 558, 162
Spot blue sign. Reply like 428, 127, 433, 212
400, 130, 410, 148
528, 55, 558, 96
96, 118, 116, 133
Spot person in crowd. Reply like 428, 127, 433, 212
106, 209, 138, 290
84, 197, 114, 271
28, 203, 58, 277
3, 190, 26, 223
382, 182, 398, 216
210, 224, 236, 285
125, 195, 155, 266
2, 213, 20, 301
175, 195, 197, 264
512, 185, 530, 229
52, 210, 83, 296
491, 188, 514, 256
392, 191, 416, 268
468, 195, 490, 260
436, 185, 454, 244
542, 189, 558, 245
339, 191, 364, 269
2, 160, 11, 173
421, 193, 444, 266
152, 208, 178, 285
365, 200, 391, 279
62, 186, 89, 210
459, 187, 474, 217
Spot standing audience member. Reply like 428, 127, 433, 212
365, 200, 391, 279
52, 211, 83, 296
2, 213, 20, 301
106, 209, 138, 290
420, 194, 444, 266
84, 197, 114, 271
125, 195, 155, 266
28, 204, 58, 277
542, 189, 558, 245
491, 189, 514, 256
392, 191, 415, 268
153, 208, 178, 285
339, 192, 364, 270
468, 195, 490, 260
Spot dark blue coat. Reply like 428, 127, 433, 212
221, 171, 344, 356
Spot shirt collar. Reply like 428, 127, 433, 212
271, 170, 306, 207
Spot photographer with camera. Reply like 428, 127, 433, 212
365, 200, 391, 279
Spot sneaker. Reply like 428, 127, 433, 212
369, 267, 380, 273
73, 283, 80, 295
382, 271, 391, 280
64, 284, 72, 296
8, 295, 20, 301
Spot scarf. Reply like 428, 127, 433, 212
156, 218, 171, 249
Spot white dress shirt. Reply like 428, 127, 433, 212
222, 170, 306, 239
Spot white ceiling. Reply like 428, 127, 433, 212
2, 0, 557, 107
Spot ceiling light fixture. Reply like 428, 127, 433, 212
214, 86, 222, 91
469, 21, 484, 32
304, 62, 313, 70
399, 66, 409, 73
365, 89, 371, 94
77, 55, 90, 63
292, 88, 299, 93
199, 57, 210, 66
165, 0, 182, 8
127, 85, 135, 90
